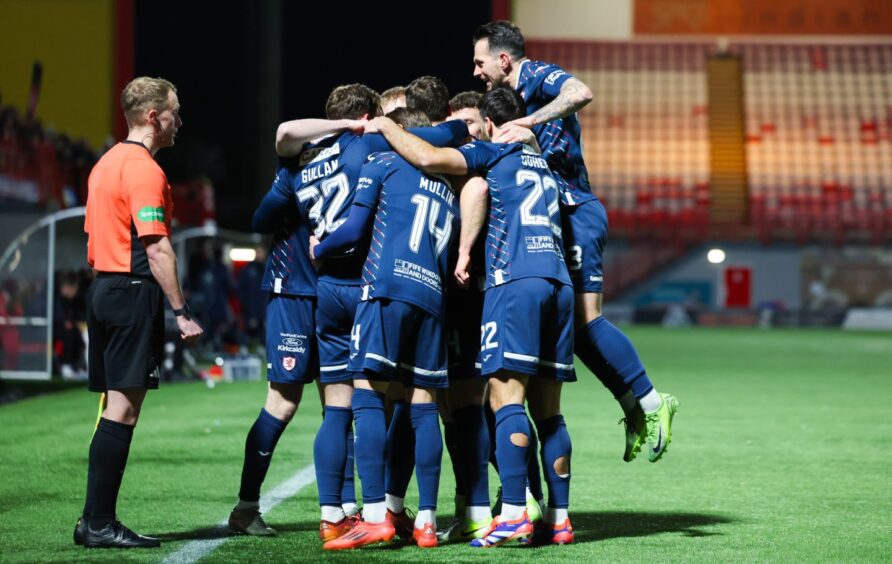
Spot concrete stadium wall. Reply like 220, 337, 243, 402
619, 243, 803, 310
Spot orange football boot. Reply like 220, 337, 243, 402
322, 520, 396, 550
413, 522, 438, 548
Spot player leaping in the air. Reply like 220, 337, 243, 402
368, 87, 577, 547
471, 20, 679, 465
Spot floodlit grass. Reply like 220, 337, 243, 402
1, 327, 889, 562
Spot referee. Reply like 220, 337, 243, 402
75, 77, 203, 549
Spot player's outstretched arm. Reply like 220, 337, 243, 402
142, 234, 204, 343
275, 118, 366, 157
511, 77, 593, 128
454, 176, 488, 288
366, 117, 468, 176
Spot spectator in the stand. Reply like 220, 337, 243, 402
194, 245, 233, 349
236, 245, 268, 350
185, 245, 210, 330
53, 271, 86, 378
0, 102, 96, 208
0, 280, 23, 370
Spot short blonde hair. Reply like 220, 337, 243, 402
121, 76, 176, 127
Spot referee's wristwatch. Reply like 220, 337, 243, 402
173, 303, 192, 320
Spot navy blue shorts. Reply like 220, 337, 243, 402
479, 277, 576, 382
445, 285, 484, 381
265, 294, 318, 384
315, 281, 361, 384
348, 298, 448, 389
561, 199, 607, 294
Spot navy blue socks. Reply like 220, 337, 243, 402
352, 388, 387, 505
535, 415, 572, 510
385, 400, 415, 499
238, 408, 287, 503
494, 404, 532, 508
575, 316, 654, 399
453, 404, 491, 507
314, 406, 351, 508
410, 402, 442, 511
341, 425, 356, 507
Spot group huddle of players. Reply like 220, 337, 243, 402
227, 21, 679, 551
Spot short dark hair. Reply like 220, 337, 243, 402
406, 76, 450, 122
479, 87, 526, 126
449, 91, 484, 112
386, 107, 431, 129
473, 21, 525, 60
325, 83, 380, 120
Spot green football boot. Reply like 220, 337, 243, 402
526, 493, 543, 524
437, 516, 492, 542
644, 393, 679, 462
620, 404, 647, 462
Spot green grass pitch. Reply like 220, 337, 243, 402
1, 327, 889, 562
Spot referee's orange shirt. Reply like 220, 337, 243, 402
84, 141, 173, 277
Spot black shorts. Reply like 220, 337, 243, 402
87, 273, 164, 392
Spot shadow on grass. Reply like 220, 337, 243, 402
570, 511, 733, 542
155, 511, 733, 544
155, 521, 318, 542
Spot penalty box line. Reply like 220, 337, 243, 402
161, 464, 316, 564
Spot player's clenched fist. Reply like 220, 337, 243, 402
454, 252, 472, 289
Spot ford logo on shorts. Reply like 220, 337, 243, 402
283, 337, 303, 347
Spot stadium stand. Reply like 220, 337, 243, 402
735, 43, 892, 244
526, 41, 714, 243
0, 104, 96, 209
525, 41, 715, 297
525, 40, 892, 248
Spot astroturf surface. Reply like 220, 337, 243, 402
1, 327, 889, 562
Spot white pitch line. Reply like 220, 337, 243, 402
162, 464, 316, 564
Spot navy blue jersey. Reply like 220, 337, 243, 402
516, 60, 596, 207
294, 131, 370, 285
353, 152, 459, 319
365, 120, 469, 153
295, 124, 467, 286
458, 141, 571, 289
252, 159, 319, 297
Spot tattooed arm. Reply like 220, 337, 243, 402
508, 77, 593, 128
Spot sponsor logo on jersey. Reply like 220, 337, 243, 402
545, 70, 566, 85
277, 333, 306, 354
282, 357, 296, 371
137, 206, 165, 222
299, 142, 341, 166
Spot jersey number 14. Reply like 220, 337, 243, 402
408, 194, 453, 257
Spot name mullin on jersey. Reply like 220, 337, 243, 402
364, 172, 454, 296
